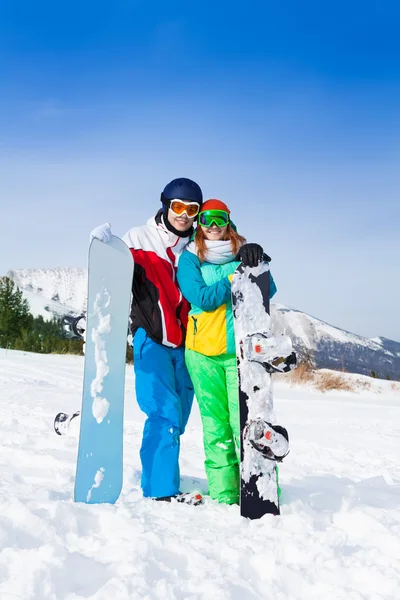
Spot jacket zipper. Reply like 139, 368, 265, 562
192, 316, 197, 349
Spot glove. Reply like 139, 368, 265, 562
90, 222, 112, 243
236, 243, 269, 268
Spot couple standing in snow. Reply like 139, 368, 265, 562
90, 177, 276, 506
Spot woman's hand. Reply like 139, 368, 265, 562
236, 244, 271, 268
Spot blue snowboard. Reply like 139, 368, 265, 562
74, 235, 134, 504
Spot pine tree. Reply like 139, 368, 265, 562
0, 277, 32, 348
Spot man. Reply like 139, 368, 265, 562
91, 178, 204, 503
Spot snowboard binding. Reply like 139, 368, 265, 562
243, 333, 297, 373
155, 492, 204, 506
54, 411, 81, 435
61, 315, 86, 340
245, 420, 289, 462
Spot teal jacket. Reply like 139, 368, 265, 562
177, 251, 277, 356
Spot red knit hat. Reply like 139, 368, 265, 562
200, 199, 230, 214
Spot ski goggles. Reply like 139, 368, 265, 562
198, 209, 230, 228
169, 199, 200, 218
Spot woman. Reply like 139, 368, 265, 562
177, 199, 276, 504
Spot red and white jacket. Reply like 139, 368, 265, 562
122, 211, 191, 348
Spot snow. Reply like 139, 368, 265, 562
0, 349, 399, 599
272, 305, 390, 353
15, 288, 80, 321
7, 267, 87, 319
90, 291, 111, 424
87, 468, 105, 503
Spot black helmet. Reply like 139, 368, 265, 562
161, 177, 203, 206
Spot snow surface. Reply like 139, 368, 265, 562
0, 349, 399, 600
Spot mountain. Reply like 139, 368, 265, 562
271, 304, 400, 381
6, 267, 400, 381
7, 267, 87, 318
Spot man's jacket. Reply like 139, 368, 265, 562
122, 211, 190, 348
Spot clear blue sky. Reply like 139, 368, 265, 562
1, 1, 399, 341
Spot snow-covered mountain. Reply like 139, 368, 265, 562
272, 304, 400, 381
6, 267, 400, 380
7, 267, 87, 318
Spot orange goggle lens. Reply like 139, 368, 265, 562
170, 200, 200, 218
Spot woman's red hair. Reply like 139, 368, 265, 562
194, 224, 246, 263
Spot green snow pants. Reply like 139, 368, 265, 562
185, 349, 240, 504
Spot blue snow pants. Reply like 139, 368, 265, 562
133, 328, 194, 498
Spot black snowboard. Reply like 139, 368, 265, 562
231, 263, 289, 519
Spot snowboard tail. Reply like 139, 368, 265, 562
241, 473, 280, 518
